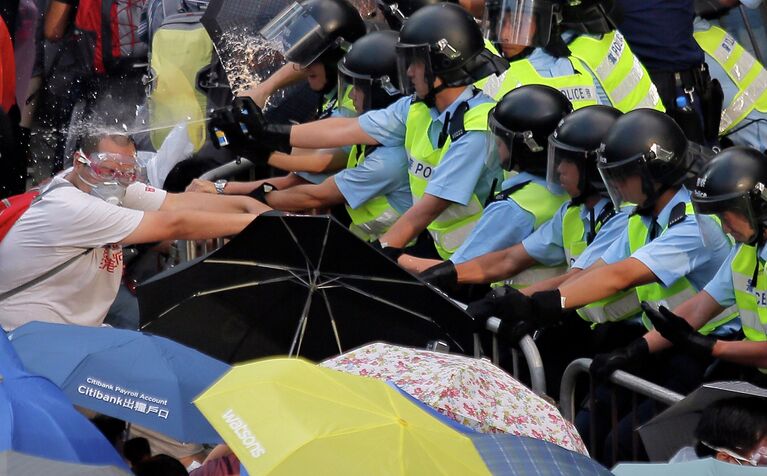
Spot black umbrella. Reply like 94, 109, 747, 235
138, 213, 478, 363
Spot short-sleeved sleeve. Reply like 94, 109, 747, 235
358, 96, 411, 146
702, 247, 737, 308
522, 203, 568, 266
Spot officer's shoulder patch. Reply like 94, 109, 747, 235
667, 202, 688, 228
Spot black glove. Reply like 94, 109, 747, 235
209, 97, 293, 154
465, 286, 531, 322
420, 261, 457, 292
247, 182, 278, 205
495, 318, 537, 344
590, 338, 650, 381
642, 302, 716, 356
371, 240, 404, 261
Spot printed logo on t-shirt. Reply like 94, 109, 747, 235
145, 186, 155, 193
98, 245, 123, 273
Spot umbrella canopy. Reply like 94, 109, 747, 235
0, 332, 127, 469
470, 434, 611, 476
8, 321, 230, 444
321, 342, 587, 454
0, 451, 131, 476
194, 358, 491, 475
613, 457, 766, 475
138, 213, 478, 363
638, 381, 767, 461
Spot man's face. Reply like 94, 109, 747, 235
720, 210, 757, 243
350, 85, 367, 113
557, 159, 581, 197
407, 60, 430, 99
500, 12, 537, 58
306, 62, 328, 92
613, 174, 646, 206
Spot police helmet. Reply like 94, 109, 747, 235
692, 146, 767, 244
547, 105, 622, 200
338, 31, 403, 112
560, 0, 622, 35
488, 84, 573, 173
376, 0, 458, 30
260, 0, 366, 68
597, 109, 691, 214
395, 4, 508, 99
484, 0, 565, 58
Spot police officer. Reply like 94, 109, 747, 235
424, 105, 633, 320
466, 109, 737, 349
693, 16, 767, 152
613, 0, 723, 145
561, 0, 666, 112
595, 146, 767, 389
404, 85, 572, 276
209, 3, 506, 260
482, 0, 616, 108
201, 31, 411, 242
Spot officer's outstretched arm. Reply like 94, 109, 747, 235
521, 268, 583, 296
712, 340, 767, 368
453, 243, 538, 284
382, 194, 452, 250
558, 257, 657, 309
291, 118, 379, 149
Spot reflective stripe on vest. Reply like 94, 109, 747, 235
492, 182, 569, 288
493, 57, 599, 109
731, 244, 767, 372
344, 145, 401, 242
561, 203, 641, 323
404, 100, 494, 259
474, 39, 502, 92
694, 25, 767, 134
628, 202, 737, 333
568, 31, 665, 113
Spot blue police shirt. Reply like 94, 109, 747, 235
601, 187, 732, 291
695, 18, 767, 152
359, 87, 502, 206
334, 145, 412, 215
574, 203, 631, 270
522, 197, 625, 267
615, 0, 704, 72
704, 243, 767, 308
450, 172, 555, 264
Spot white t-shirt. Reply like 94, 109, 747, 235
0, 176, 167, 330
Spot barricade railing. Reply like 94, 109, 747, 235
559, 358, 684, 465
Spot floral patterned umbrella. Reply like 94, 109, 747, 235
321, 342, 587, 455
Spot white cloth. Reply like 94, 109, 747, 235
0, 176, 167, 331
137, 122, 195, 187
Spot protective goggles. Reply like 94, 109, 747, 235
76, 151, 140, 186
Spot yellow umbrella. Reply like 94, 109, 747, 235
194, 358, 491, 475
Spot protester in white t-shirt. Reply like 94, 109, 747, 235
0, 133, 270, 331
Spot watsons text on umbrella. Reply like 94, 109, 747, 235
222, 408, 266, 458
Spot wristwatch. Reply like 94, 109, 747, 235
214, 179, 228, 195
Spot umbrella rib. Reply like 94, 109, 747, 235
314, 216, 332, 272
321, 273, 425, 286
320, 288, 343, 355
278, 215, 317, 278
289, 288, 314, 357
155, 275, 303, 319
335, 281, 437, 324
202, 259, 306, 273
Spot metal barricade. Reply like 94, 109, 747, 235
559, 358, 684, 465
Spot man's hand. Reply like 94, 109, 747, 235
186, 179, 216, 194
642, 302, 716, 356
420, 261, 458, 292
371, 240, 404, 261
590, 338, 650, 381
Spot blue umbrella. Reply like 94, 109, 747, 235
0, 331, 128, 469
8, 322, 230, 444
470, 433, 613, 476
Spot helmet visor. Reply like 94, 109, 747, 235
395, 43, 433, 96
547, 134, 590, 195
338, 71, 371, 113
597, 151, 649, 211
692, 190, 759, 245
489, 111, 545, 171
490, 0, 555, 51
260, 2, 332, 68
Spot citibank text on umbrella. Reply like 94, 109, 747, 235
222, 408, 266, 458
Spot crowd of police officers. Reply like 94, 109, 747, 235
200, 0, 767, 463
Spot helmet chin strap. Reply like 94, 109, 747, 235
421, 81, 447, 108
